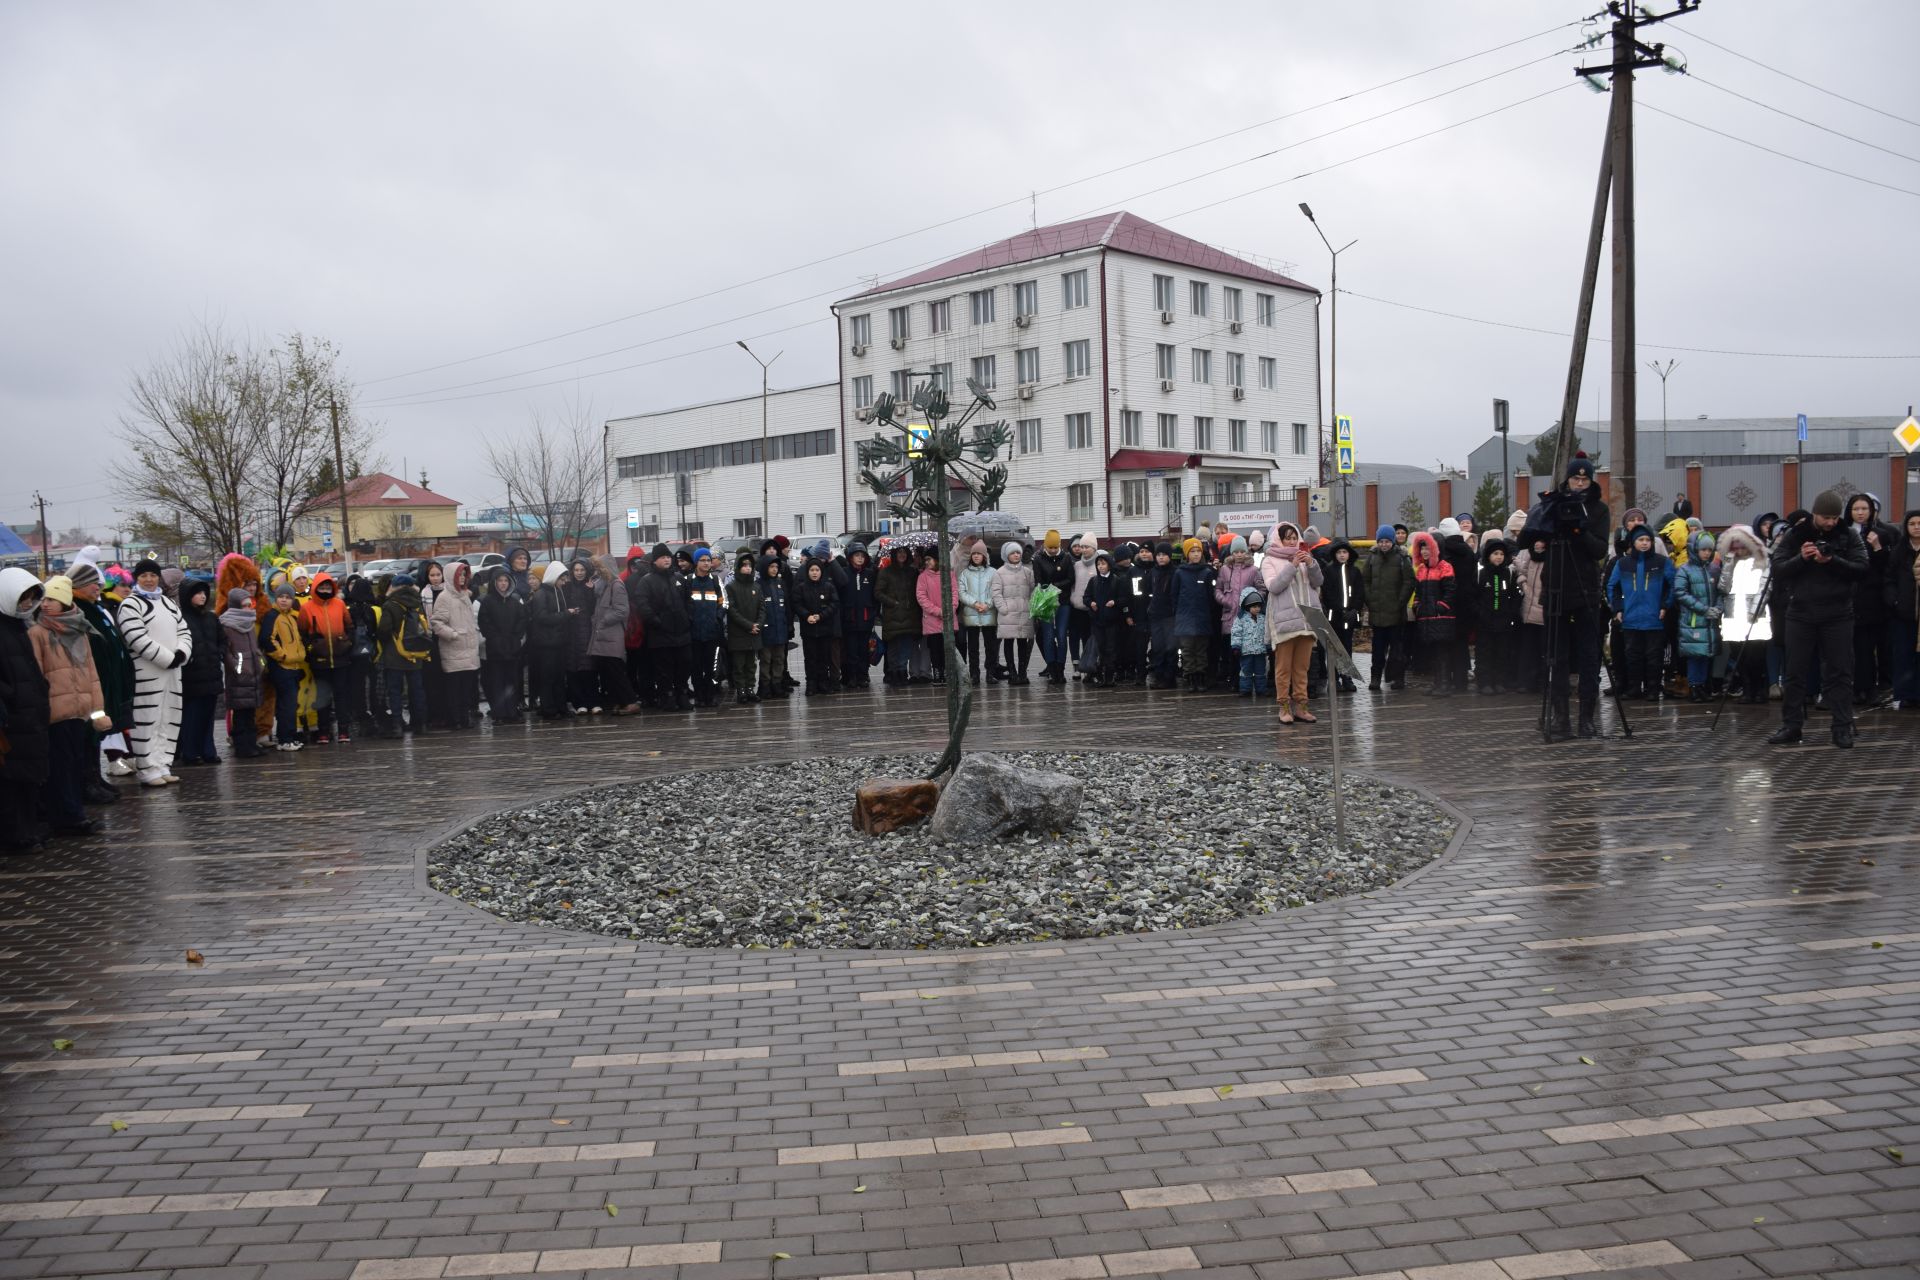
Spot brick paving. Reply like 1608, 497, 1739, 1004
0, 685, 1915, 1280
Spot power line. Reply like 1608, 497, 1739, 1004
1686, 30, 1920, 131
1340, 289, 1920, 358
1639, 102, 1920, 199
357, 20, 1582, 390
1688, 74, 1920, 166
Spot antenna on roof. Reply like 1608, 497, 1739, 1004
1030, 191, 1037, 231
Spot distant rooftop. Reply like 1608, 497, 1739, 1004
840, 212, 1318, 303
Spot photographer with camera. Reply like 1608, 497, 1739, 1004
1519, 451, 1611, 740
1767, 490, 1869, 748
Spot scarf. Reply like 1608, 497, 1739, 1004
131, 583, 165, 600
37, 606, 97, 663
219, 606, 256, 634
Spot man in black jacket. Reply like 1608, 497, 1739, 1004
1519, 452, 1611, 740
1030, 530, 1075, 683
1768, 491, 1870, 748
832, 543, 878, 689
631, 544, 694, 710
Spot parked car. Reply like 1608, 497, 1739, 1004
356, 558, 414, 579
710, 536, 768, 565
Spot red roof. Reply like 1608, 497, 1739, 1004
1106, 449, 1199, 472
312, 472, 457, 508
843, 212, 1317, 302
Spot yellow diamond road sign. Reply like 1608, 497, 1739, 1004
1895, 415, 1920, 454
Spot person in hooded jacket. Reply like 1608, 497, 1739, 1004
724, 556, 764, 703
1514, 533, 1549, 694
990, 542, 1036, 685
1320, 538, 1366, 694
299, 573, 354, 743
1213, 537, 1259, 687
219, 589, 263, 758
1114, 542, 1153, 685
586, 555, 639, 714
1408, 531, 1457, 697
620, 551, 650, 693
430, 561, 483, 728
1083, 549, 1123, 688
758, 553, 793, 697
1230, 585, 1271, 697
1434, 518, 1478, 692
0, 569, 51, 854
525, 563, 572, 719
1145, 541, 1180, 688
1171, 539, 1220, 692
1673, 531, 1724, 702
118, 558, 191, 785
1359, 525, 1414, 691
1770, 491, 1871, 747
681, 550, 725, 706
1261, 523, 1324, 720
341, 575, 382, 737
833, 542, 878, 690
376, 572, 432, 736
956, 543, 998, 686
28, 577, 109, 836
1845, 493, 1901, 704
1477, 539, 1522, 695
1030, 530, 1075, 681
632, 543, 694, 710
875, 545, 925, 686
1606, 526, 1673, 700
1887, 510, 1920, 710
175, 580, 224, 764
794, 557, 842, 695
1066, 535, 1100, 675
477, 565, 526, 722
1519, 452, 1612, 739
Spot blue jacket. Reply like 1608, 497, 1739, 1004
1673, 535, 1720, 657
1230, 589, 1270, 654
682, 574, 725, 645
1171, 562, 1219, 637
760, 575, 790, 647
1607, 549, 1673, 630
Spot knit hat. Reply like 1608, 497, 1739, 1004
1505, 510, 1527, 535
161, 566, 184, 590
1631, 527, 1654, 547
1000, 540, 1022, 562
693, 547, 712, 565
1436, 517, 1462, 539
1181, 537, 1202, 558
812, 539, 832, 559
1154, 541, 1173, 557
651, 543, 671, 561
67, 562, 101, 590
1094, 549, 1112, 564
272, 583, 296, 603
1455, 513, 1473, 525
227, 587, 253, 608
42, 575, 74, 606
1565, 451, 1596, 481
1375, 524, 1395, 543
1247, 529, 1265, 548
1229, 535, 1247, 555
391, 572, 416, 587
132, 558, 163, 579
1685, 516, 1703, 532
1043, 529, 1061, 551
1811, 490, 1845, 518
1623, 507, 1648, 526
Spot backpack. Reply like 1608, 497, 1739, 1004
394, 604, 432, 661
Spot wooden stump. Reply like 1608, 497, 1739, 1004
853, 779, 941, 835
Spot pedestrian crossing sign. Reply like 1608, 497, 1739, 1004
1895, 416, 1920, 453
1335, 414, 1352, 444
1336, 443, 1356, 474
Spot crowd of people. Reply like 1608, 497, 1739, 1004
2, 464, 1916, 855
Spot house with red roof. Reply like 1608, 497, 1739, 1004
292, 472, 459, 557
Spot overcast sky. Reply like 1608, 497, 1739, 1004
4, 0, 1915, 539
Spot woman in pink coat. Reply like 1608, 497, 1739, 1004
915, 548, 958, 681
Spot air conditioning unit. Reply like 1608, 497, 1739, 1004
1232, 386, 1246, 401
1017, 383, 1035, 400
850, 343, 868, 357
1013, 314, 1032, 329
889, 337, 906, 351
1230, 321, 1243, 335
855, 408, 874, 423
1160, 379, 1174, 393
1160, 310, 1175, 325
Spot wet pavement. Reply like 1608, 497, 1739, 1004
0, 682, 1915, 1280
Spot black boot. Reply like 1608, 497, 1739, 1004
1766, 725, 1802, 745
1831, 723, 1855, 749
1577, 708, 1598, 738
1545, 708, 1574, 742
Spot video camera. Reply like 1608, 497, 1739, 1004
1786, 511, 1842, 559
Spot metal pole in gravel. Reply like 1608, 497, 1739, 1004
1303, 605, 1361, 852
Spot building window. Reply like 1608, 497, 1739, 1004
1158, 413, 1178, 448
856, 500, 877, 528
816, 513, 830, 533
888, 306, 910, 342
633, 522, 660, 546
928, 298, 950, 335
1261, 420, 1279, 453
1194, 417, 1214, 450
398, 512, 413, 532
616, 428, 837, 480
1121, 409, 1142, 446
1014, 280, 1038, 317
734, 517, 763, 537
1121, 478, 1149, 518
1164, 477, 1183, 526
1190, 280, 1209, 317
1156, 343, 1175, 381
890, 369, 912, 400
1259, 357, 1276, 390
1061, 269, 1089, 310
970, 354, 996, 390
1257, 293, 1276, 326
1153, 274, 1175, 312
1016, 346, 1039, 385
849, 314, 871, 347
1063, 340, 1090, 380
794, 514, 806, 535
1292, 422, 1309, 455
851, 375, 873, 409
1068, 482, 1094, 523
1223, 287, 1242, 322
1017, 418, 1043, 454
1226, 352, 1244, 387
1065, 412, 1092, 449
1191, 348, 1211, 384
969, 289, 995, 325
682, 521, 704, 540
1229, 419, 1247, 452
929, 362, 952, 392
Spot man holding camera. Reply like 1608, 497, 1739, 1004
1767, 489, 1869, 748
1520, 451, 1611, 740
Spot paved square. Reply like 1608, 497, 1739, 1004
2, 688, 1915, 1280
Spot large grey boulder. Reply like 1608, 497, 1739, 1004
927, 753, 1084, 843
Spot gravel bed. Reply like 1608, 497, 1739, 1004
427, 752, 1455, 950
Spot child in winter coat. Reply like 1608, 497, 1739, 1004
794, 558, 841, 695
1409, 532, 1458, 697
175, 579, 225, 764
988, 542, 1035, 685
261, 584, 307, 750
1606, 526, 1674, 699
723, 558, 764, 704
1172, 539, 1221, 692
956, 544, 998, 686
1319, 539, 1366, 694
1085, 549, 1121, 687
1230, 586, 1271, 697
758, 554, 792, 698
1515, 535, 1549, 693
1477, 540, 1522, 695
915, 550, 954, 681
1115, 543, 1154, 685
218, 588, 263, 757
1673, 530, 1722, 702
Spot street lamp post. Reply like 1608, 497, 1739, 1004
1646, 358, 1678, 478
738, 340, 782, 538
1299, 203, 1356, 538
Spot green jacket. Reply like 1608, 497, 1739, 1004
1359, 543, 1415, 624
78, 596, 134, 730
723, 576, 763, 653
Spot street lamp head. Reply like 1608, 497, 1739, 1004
1298, 202, 1315, 221
736, 340, 749, 352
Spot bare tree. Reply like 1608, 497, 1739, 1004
251, 332, 376, 546
485, 399, 602, 562
113, 323, 262, 551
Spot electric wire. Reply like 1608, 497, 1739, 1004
357, 19, 1583, 389
1688, 74, 1920, 166
1687, 31, 1920, 131
1639, 102, 1920, 200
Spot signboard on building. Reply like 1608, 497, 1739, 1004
1212, 507, 1279, 529
1308, 487, 1333, 514
626, 508, 640, 529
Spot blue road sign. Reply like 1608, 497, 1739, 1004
1796, 413, 1808, 442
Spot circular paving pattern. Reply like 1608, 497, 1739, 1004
426, 750, 1458, 949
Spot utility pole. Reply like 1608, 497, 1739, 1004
33, 491, 49, 577
737, 340, 781, 537
1299, 203, 1355, 537
1566, 0, 1697, 512
1647, 359, 1678, 472
329, 395, 354, 572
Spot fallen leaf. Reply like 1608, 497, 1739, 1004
1578, 1055, 1595, 1066
1216, 1085, 1234, 1095
605, 1204, 618, 1217
1790, 888, 1801, 895
185, 949, 205, 965
561, 901, 573, 910
853, 1185, 866, 1193
1753, 1216, 1765, 1223
918, 994, 938, 1000
551, 1119, 572, 1126
51, 1039, 73, 1052
1059, 1121, 1075, 1127
1888, 1148, 1905, 1163
1541, 987, 1556, 993
1530, 1084, 1544, 1093
1660, 855, 1672, 862
1872, 941, 1886, 949
109, 1119, 128, 1132
773, 1253, 792, 1261
1860, 858, 1876, 866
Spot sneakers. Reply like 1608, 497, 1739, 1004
315, 733, 332, 745
278, 741, 303, 752
337, 731, 351, 743
106, 757, 135, 777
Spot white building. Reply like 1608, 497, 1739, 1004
605, 383, 841, 552
834, 212, 1321, 540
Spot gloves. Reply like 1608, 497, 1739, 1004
169, 650, 187, 668
1707, 608, 1722, 621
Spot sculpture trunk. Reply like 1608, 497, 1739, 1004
926, 498, 972, 781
